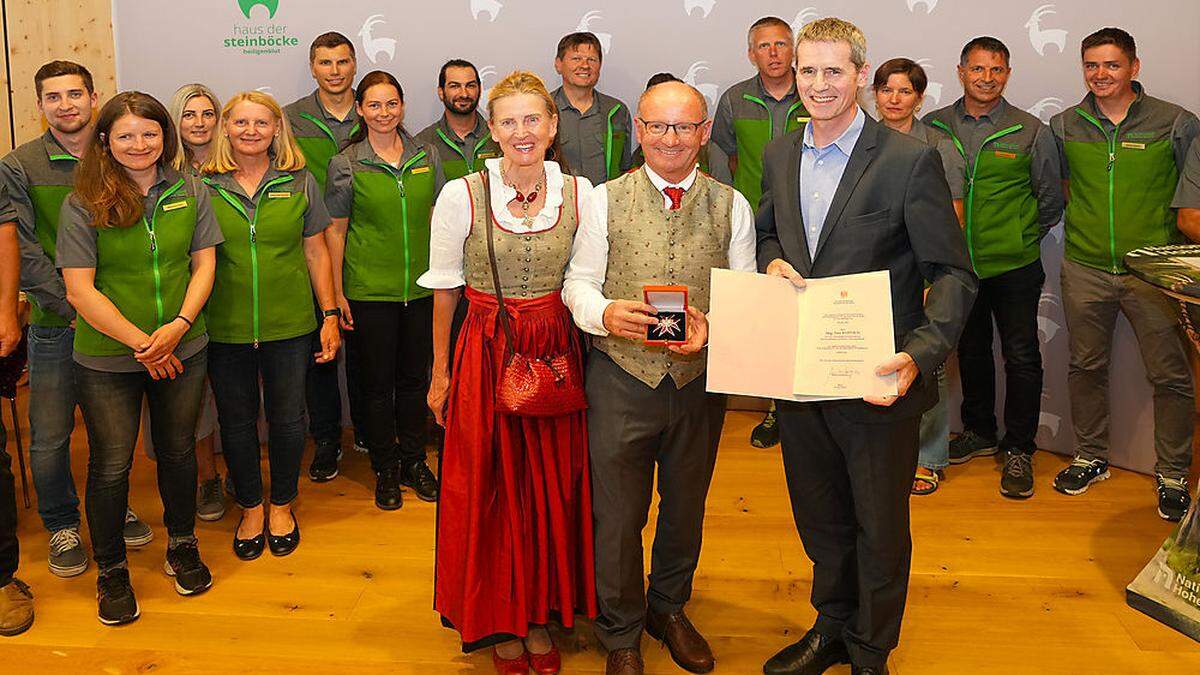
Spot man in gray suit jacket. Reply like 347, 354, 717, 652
756, 19, 976, 675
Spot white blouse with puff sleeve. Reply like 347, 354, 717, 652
417, 158, 594, 290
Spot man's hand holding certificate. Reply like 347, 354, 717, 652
706, 264, 917, 405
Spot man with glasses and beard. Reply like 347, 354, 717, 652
417, 59, 501, 184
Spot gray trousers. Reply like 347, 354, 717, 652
587, 351, 726, 651
1061, 259, 1194, 478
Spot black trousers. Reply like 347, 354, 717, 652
306, 307, 365, 448
587, 351, 726, 651
347, 297, 433, 473
776, 401, 920, 667
0, 411, 17, 586
957, 259, 1045, 452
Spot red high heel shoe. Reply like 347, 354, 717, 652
492, 646, 530, 674
528, 643, 561, 674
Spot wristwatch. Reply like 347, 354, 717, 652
322, 308, 342, 319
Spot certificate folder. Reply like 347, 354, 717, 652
705, 268, 897, 402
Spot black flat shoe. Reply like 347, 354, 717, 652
267, 513, 300, 557
232, 514, 265, 561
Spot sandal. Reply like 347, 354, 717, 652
912, 467, 939, 495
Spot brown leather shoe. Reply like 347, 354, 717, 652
605, 648, 644, 675
0, 578, 34, 636
645, 608, 715, 673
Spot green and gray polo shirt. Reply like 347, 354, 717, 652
711, 73, 808, 207
202, 167, 330, 345
56, 167, 223, 371
325, 131, 444, 303
415, 112, 499, 183
924, 96, 1063, 279
1, 130, 83, 327
1050, 82, 1199, 273
283, 89, 360, 192
552, 86, 633, 185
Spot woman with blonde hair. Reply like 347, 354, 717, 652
167, 84, 221, 172
201, 91, 340, 561
421, 70, 595, 673
57, 91, 223, 624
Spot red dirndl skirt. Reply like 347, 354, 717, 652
435, 285, 597, 651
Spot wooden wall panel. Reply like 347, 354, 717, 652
3, 0, 115, 148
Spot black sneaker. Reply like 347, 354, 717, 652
999, 450, 1034, 499
308, 443, 342, 482
96, 567, 139, 626
163, 541, 213, 596
375, 466, 403, 511
1053, 457, 1110, 495
750, 410, 780, 449
948, 429, 998, 465
1157, 474, 1191, 522
401, 461, 439, 502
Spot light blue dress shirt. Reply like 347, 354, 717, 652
799, 107, 866, 260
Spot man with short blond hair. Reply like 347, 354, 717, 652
758, 18, 974, 674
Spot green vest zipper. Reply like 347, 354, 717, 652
435, 128, 493, 174
208, 174, 295, 346
298, 112, 360, 149
361, 149, 428, 303
741, 95, 808, 141
929, 120, 1024, 272
605, 104, 622, 180
141, 178, 187, 327
1073, 108, 1120, 272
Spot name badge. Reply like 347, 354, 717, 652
267, 191, 292, 199
162, 200, 189, 212
477, 152, 498, 160
1121, 142, 1146, 150
994, 151, 1017, 159
410, 166, 431, 174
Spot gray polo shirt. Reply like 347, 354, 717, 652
57, 169, 224, 372
203, 167, 330, 236
1172, 137, 1200, 209
551, 86, 633, 185
325, 129, 445, 218
0, 184, 15, 226
924, 97, 1062, 225
903, 118, 964, 184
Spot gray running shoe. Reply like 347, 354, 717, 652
123, 508, 154, 547
48, 527, 88, 578
196, 475, 226, 522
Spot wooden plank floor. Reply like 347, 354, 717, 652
3, 397, 1199, 673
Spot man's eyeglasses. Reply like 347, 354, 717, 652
637, 118, 707, 138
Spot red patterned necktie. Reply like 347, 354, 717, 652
663, 186, 685, 210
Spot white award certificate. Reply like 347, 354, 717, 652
793, 270, 897, 398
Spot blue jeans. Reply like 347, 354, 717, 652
76, 351, 206, 570
917, 366, 949, 471
208, 334, 310, 508
26, 325, 81, 532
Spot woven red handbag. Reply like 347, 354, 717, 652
481, 173, 586, 417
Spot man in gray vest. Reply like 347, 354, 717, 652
563, 81, 756, 675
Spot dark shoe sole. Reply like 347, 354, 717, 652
1000, 485, 1034, 499
400, 482, 438, 502
1053, 470, 1110, 496
98, 600, 140, 626
0, 611, 34, 636
375, 499, 403, 511
947, 445, 998, 465
196, 506, 226, 522
308, 469, 339, 483
162, 560, 213, 596
49, 558, 89, 578
1159, 507, 1186, 522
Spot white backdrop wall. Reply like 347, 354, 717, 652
114, 0, 1200, 474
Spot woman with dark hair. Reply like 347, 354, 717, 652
201, 91, 340, 562
873, 57, 960, 495
57, 91, 223, 625
324, 70, 443, 509
423, 70, 595, 674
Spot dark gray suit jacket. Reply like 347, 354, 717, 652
756, 113, 977, 421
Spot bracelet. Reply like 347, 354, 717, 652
175, 314, 194, 327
